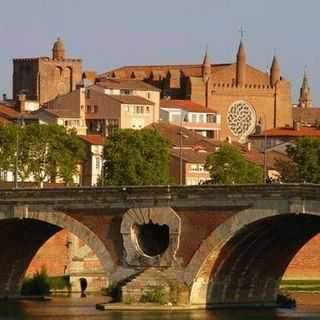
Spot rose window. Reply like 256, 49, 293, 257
227, 101, 256, 137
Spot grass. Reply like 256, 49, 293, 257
280, 280, 320, 292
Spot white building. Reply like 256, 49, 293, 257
160, 99, 221, 139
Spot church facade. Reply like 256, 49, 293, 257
101, 41, 293, 142
13, 38, 83, 105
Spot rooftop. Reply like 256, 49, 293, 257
96, 79, 160, 91
43, 108, 81, 118
108, 95, 154, 105
160, 99, 217, 113
293, 107, 320, 125
79, 135, 106, 145
257, 127, 320, 137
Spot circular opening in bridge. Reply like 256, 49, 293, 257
133, 221, 169, 257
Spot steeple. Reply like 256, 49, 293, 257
202, 48, 211, 83
299, 70, 312, 108
52, 37, 66, 61
236, 40, 246, 86
270, 55, 281, 86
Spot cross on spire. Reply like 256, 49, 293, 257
239, 25, 246, 40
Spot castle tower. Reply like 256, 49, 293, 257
13, 38, 82, 104
270, 55, 281, 86
236, 40, 246, 86
202, 49, 211, 83
299, 71, 312, 108
52, 37, 66, 61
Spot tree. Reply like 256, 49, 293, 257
0, 125, 19, 179
276, 137, 320, 183
0, 124, 85, 186
101, 129, 171, 185
205, 144, 263, 184
20, 124, 86, 186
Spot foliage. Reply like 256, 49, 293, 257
101, 129, 171, 185
48, 276, 70, 291
140, 286, 169, 304
102, 282, 120, 299
21, 267, 50, 296
205, 144, 263, 184
0, 124, 85, 186
276, 137, 320, 183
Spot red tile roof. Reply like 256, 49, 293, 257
43, 108, 81, 118
259, 127, 320, 137
147, 122, 219, 150
108, 95, 154, 105
79, 135, 106, 145
160, 99, 217, 113
96, 79, 160, 91
100, 63, 232, 79
170, 148, 209, 163
0, 104, 20, 119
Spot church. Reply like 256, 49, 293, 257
101, 40, 293, 142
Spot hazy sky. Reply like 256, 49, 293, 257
1, 0, 319, 104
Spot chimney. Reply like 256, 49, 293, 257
2, 93, 7, 101
226, 136, 232, 144
17, 93, 27, 112
293, 120, 301, 131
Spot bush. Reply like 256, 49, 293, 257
140, 286, 169, 305
21, 267, 50, 296
49, 276, 70, 291
102, 282, 120, 300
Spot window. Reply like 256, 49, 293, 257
87, 105, 91, 113
120, 89, 132, 95
207, 113, 217, 123
146, 106, 150, 112
125, 106, 130, 112
191, 114, 197, 122
106, 119, 119, 136
147, 92, 151, 99
86, 90, 90, 98
199, 114, 205, 123
95, 157, 101, 170
94, 105, 98, 113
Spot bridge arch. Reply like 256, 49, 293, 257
0, 206, 115, 297
187, 202, 320, 307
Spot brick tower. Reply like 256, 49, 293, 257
13, 38, 83, 105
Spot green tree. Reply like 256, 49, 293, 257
102, 129, 171, 185
276, 137, 320, 183
0, 125, 19, 179
205, 144, 263, 184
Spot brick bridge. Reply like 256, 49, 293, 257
1, 184, 320, 307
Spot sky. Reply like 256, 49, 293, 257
1, 0, 320, 104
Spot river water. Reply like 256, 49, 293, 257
0, 293, 320, 320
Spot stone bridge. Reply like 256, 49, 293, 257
1, 184, 320, 307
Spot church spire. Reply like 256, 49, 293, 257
299, 70, 312, 108
202, 48, 211, 83
270, 55, 281, 86
236, 40, 246, 86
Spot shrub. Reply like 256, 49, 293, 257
49, 276, 70, 291
102, 282, 120, 300
21, 267, 50, 296
140, 286, 169, 305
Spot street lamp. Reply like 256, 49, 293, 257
14, 115, 24, 189
260, 114, 268, 183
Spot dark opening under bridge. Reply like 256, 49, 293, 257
1, 184, 320, 308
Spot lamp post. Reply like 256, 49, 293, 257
261, 114, 268, 183
14, 115, 24, 189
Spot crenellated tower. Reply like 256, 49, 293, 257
298, 71, 312, 108
236, 40, 246, 86
270, 55, 281, 86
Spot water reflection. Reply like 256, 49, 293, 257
0, 294, 320, 320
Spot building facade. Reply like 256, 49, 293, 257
13, 38, 83, 104
101, 41, 293, 142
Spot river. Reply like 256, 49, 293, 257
0, 293, 320, 320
